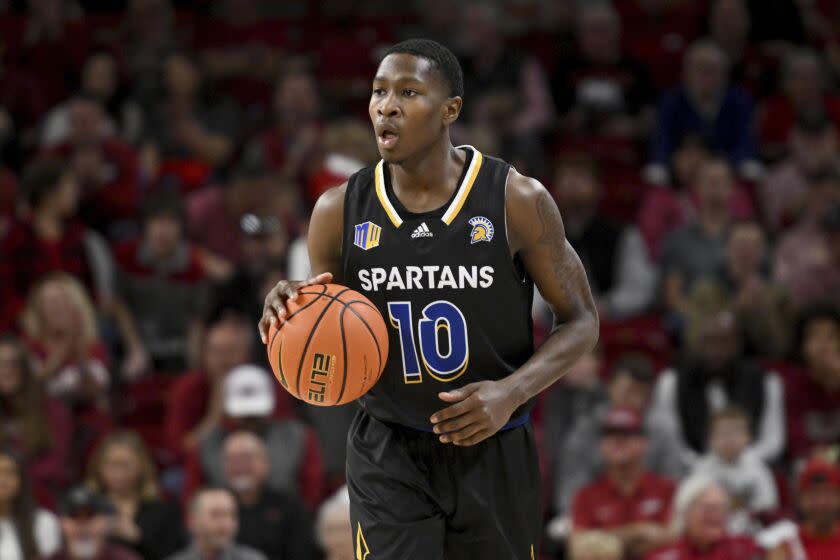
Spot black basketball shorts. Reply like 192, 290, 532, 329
346, 408, 541, 560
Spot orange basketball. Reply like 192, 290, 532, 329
266, 283, 389, 406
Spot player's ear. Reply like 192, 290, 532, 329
442, 96, 462, 126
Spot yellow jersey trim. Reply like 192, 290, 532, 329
374, 161, 403, 228
374, 145, 483, 228
441, 145, 483, 225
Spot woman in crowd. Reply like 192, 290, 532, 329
645, 476, 763, 559
0, 447, 61, 559
21, 273, 114, 464
86, 430, 187, 559
0, 335, 72, 506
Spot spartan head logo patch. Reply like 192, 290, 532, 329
468, 216, 494, 244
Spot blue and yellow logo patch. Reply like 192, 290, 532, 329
468, 216, 494, 244
354, 221, 382, 250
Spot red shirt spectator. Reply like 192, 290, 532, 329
644, 535, 763, 560
573, 471, 675, 528
800, 526, 840, 560
0, 159, 112, 332
46, 135, 141, 230
164, 314, 292, 463
195, 5, 286, 108
784, 306, 840, 461
571, 407, 676, 558
760, 95, 840, 155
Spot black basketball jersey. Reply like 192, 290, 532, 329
341, 145, 535, 429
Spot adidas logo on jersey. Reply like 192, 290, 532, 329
410, 222, 433, 238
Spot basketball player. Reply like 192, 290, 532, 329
259, 39, 598, 559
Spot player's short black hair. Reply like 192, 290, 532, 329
382, 39, 464, 98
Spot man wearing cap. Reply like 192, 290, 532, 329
181, 364, 324, 509
791, 459, 840, 560
571, 406, 676, 559
49, 485, 140, 560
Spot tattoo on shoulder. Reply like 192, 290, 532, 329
536, 190, 571, 276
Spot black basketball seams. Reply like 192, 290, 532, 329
342, 301, 384, 383
293, 287, 353, 398
337, 309, 349, 404
268, 284, 328, 350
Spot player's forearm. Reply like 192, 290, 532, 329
501, 307, 599, 409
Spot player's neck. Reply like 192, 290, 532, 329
389, 137, 464, 198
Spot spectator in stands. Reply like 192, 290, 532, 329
0, 335, 72, 505
774, 175, 840, 309
647, 40, 760, 185
555, 354, 685, 515
315, 486, 352, 560
167, 487, 266, 560
183, 365, 323, 510
570, 406, 676, 559
0, 158, 113, 332
114, 190, 218, 374
645, 476, 762, 560
691, 407, 777, 534
165, 314, 266, 460
22, 273, 110, 407
16, 0, 90, 112
21, 273, 114, 462
551, 1, 655, 140
86, 431, 187, 559
708, 0, 767, 99
651, 307, 785, 468
552, 156, 656, 320
187, 160, 277, 264
686, 221, 791, 358
142, 50, 239, 174
637, 136, 756, 259
206, 212, 288, 332
243, 69, 323, 184
784, 305, 840, 461
221, 431, 316, 559
44, 97, 141, 236
618, 0, 704, 90
118, 0, 180, 107
42, 51, 144, 148
789, 459, 840, 560
0, 448, 61, 560
761, 110, 840, 234
459, 2, 554, 174
303, 118, 377, 207
759, 49, 840, 162
196, 0, 284, 112
51, 485, 141, 560
660, 158, 742, 318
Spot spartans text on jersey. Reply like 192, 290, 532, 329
357, 265, 495, 292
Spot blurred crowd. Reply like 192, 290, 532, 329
1, 0, 840, 559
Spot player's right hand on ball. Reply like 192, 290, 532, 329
259, 272, 333, 344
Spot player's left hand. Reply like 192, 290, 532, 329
430, 380, 519, 446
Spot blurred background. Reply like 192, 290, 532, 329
1, 0, 840, 559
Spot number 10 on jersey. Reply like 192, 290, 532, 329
387, 300, 470, 384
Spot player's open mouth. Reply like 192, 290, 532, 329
378, 130, 399, 148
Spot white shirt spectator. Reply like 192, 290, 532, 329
0, 509, 61, 560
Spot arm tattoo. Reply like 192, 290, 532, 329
536, 190, 568, 276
